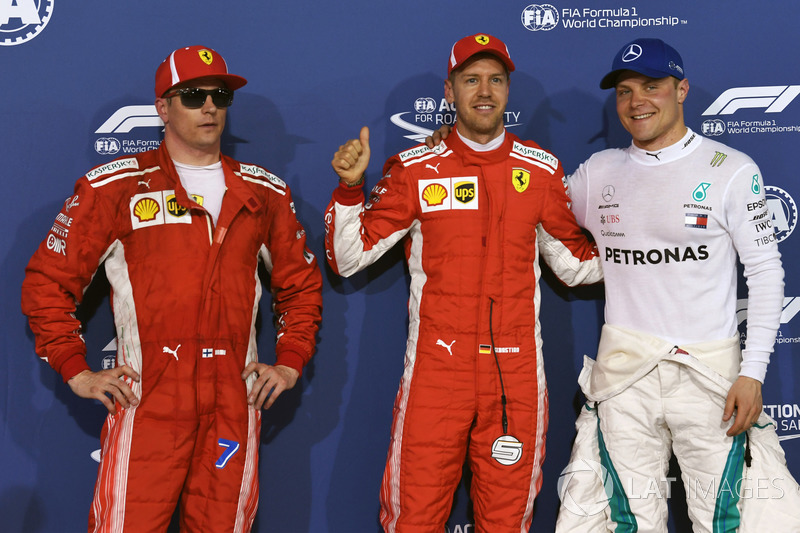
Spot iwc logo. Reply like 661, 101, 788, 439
0, 0, 54, 46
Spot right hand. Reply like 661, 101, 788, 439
332, 126, 370, 185
424, 125, 452, 148
68, 366, 140, 415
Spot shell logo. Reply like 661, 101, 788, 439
134, 198, 161, 221
422, 183, 448, 206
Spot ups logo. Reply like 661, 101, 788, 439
454, 181, 476, 204
166, 194, 188, 217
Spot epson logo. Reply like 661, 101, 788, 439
0, 0, 54, 46
702, 86, 800, 116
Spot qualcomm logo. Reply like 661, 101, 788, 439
521, 4, 559, 31
0, 0, 53, 46
702, 86, 800, 116
391, 97, 522, 143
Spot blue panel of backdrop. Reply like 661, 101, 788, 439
1, 1, 798, 531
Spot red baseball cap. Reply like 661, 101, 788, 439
155, 45, 247, 97
447, 33, 515, 76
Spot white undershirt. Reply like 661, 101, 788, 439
457, 129, 506, 152
173, 160, 226, 225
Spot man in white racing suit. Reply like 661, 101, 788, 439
554, 38, 800, 532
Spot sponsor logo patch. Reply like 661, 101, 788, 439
512, 168, 530, 193
130, 190, 195, 229
419, 177, 478, 213
684, 213, 708, 229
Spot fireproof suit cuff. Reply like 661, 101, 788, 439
58, 353, 91, 383
275, 344, 308, 377
333, 180, 365, 205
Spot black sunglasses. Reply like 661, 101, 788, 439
166, 87, 234, 108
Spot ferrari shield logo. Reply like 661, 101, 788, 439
512, 168, 530, 193
198, 49, 214, 65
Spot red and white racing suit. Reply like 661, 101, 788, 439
22, 142, 322, 532
325, 128, 602, 532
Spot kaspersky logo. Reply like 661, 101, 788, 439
0, 0, 54, 46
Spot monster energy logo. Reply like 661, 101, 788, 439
692, 182, 711, 202
710, 151, 727, 167
752, 174, 761, 194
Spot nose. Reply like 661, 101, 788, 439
201, 94, 218, 112
629, 88, 645, 108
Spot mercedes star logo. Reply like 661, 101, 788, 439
622, 44, 643, 63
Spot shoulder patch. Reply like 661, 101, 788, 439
511, 141, 559, 174
239, 164, 286, 188
86, 158, 139, 181
398, 142, 449, 166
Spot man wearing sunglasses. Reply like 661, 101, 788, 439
22, 45, 322, 532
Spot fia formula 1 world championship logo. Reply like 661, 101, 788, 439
0, 0, 54, 46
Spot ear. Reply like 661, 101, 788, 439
677, 78, 690, 104
444, 79, 455, 104
155, 97, 170, 123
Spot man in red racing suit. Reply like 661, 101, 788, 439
21, 45, 322, 532
325, 33, 602, 533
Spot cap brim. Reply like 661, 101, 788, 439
599, 67, 681, 89
163, 74, 248, 97
450, 50, 515, 76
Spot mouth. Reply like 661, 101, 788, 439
632, 112, 654, 120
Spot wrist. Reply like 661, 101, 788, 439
339, 174, 364, 188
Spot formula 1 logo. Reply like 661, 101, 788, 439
0, 0, 53, 46
702, 86, 800, 116
95, 105, 163, 134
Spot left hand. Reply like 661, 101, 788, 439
722, 376, 763, 436
241, 362, 300, 410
